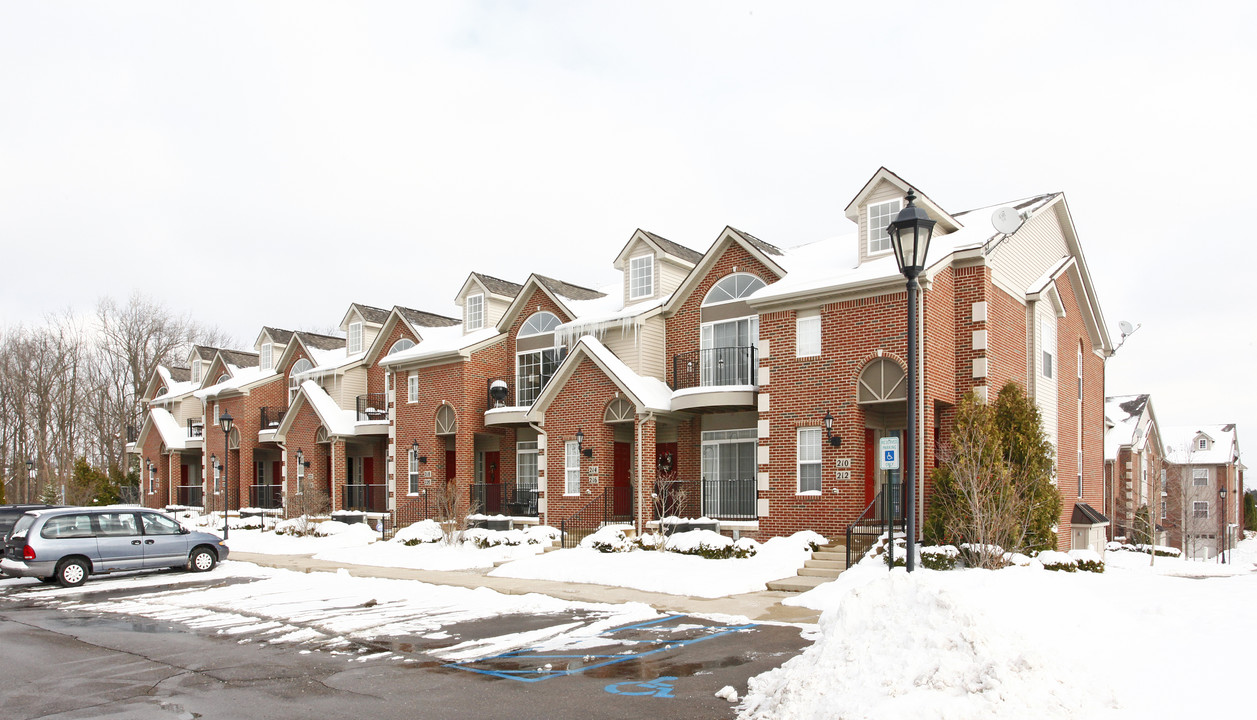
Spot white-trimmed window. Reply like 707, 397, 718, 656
260, 342, 273, 370
629, 254, 654, 300
388, 338, 415, 355
517, 348, 564, 406
1041, 315, 1056, 379
408, 447, 419, 494
519, 311, 561, 337
1193, 468, 1208, 486
348, 322, 363, 354
296, 456, 306, 480
289, 358, 313, 402
213, 402, 219, 428
1197, 437, 1208, 451
407, 373, 419, 403
1161, 499, 1167, 519
796, 313, 821, 357
565, 441, 580, 495
1161, 468, 1167, 489
797, 427, 822, 494
213, 462, 221, 494
517, 441, 538, 491
1193, 501, 1209, 519
191, 361, 201, 384
465, 294, 485, 331
867, 199, 901, 254
700, 428, 757, 518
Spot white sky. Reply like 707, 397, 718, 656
1, 1, 1253, 457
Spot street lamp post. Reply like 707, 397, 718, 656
26, 460, 34, 503
886, 188, 936, 574
1218, 485, 1228, 564
220, 412, 234, 539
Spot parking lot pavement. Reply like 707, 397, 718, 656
0, 567, 811, 719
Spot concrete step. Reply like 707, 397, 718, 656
804, 559, 846, 571
798, 567, 842, 578
766, 575, 833, 592
811, 551, 847, 562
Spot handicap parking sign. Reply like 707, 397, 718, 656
878, 437, 900, 470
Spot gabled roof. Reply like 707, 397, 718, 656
219, 348, 260, 369
662, 226, 788, 316
1104, 394, 1163, 460
613, 228, 704, 269
254, 326, 294, 350
527, 336, 674, 418
496, 274, 607, 333
843, 167, 962, 234
272, 331, 349, 377
1164, 424, 1240, 466
397, 306, 460, 328
167, 366, 191, 383
361, 305, 462, 367
272, 380, 357, 441
456, 272, 525, 304
296, 331, 347, 352
339, 302, 391, 329
1071, 502, 1109, 526
135, 407, 191, 452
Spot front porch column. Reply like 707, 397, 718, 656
167, 453, 179, 508
330, 439, 347, 512
635, 416, 657, 534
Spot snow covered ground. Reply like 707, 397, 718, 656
739, 535, 1257, 719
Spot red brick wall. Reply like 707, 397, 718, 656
139, 430, 167, 508
541, 358, 623, 523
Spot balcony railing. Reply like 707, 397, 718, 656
470, 481, 539, 517
249, 484, 283, 509
125, 424, 138, 443
186, 419, 204, 438
177, 485, 204, 507
356, 393, 388, 421
343, 483, 388, 512
700, 478, 757, 520
259, 406, 286, 430
671, 347, 758, 390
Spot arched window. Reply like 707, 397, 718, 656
435, 404, 457, 436
388, 338, 415, 355
703, 273, 766, 306
289, 359, 313, 401
228, 428, 241, 449
315, 427, 330, 444
858, 358, 906, 404
604, 397, 635, 423
519, 312, 561, 337
217, 374, 229, 384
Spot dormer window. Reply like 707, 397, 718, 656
1198, 437, 1208, 451
348, 322, 363, 354
629, 255, 654, 300
465, 294, 485, 331
191, 362, 201, 384
261, 343, 273, 371
867, 199, 901, 254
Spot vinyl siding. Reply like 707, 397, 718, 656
991, 205, 1070, 296
1033, 300, 1059, 457
597, 315, 667, 381
342, 367, 367, 410
857, 180, 907, 266
658, 257, 690, 298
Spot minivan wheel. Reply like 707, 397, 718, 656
188, 547, 217, 573
56, 559, 88, 587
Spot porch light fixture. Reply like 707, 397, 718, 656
886, 188, 936, 574
823, 411, 841, 447
210, 453, 217, 471
412, 440, 426, 464
575, 428, 593, 458
219, 412, 233, 539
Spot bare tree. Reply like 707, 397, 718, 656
286, 480, 332, 535
433, 480, 466, 545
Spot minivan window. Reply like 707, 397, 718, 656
141, 513, 182, 536
95, 512, 141, 537
40, 514, 94, 539
7, 514, 36, 539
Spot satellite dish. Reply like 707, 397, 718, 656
991, 207, 1023, 235
1118, 320, 1135, 335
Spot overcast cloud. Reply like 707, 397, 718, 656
1, 1, 1253, 454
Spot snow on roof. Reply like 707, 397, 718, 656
149, 407, 190, 450
194, 366, 278, 399
1163, 424, 1238, 465
576, 336, 673, 411
1105, 394, 1150, 460
555, 282, 667, 348
378, 325, 500, 366
299, 380, 357, 436
153, 366, 200, 404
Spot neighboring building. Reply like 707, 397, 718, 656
1103, 394, 1166, 544
1163, 424, 1244, 560
128, 167, 1115, 552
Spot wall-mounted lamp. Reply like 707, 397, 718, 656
823, 411, 842, 447
412, 440, 427, 463
575, 428, 594, 458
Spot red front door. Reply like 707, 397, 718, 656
484, 451, 501, 514
364, 457, 375, 485
445, 450, 456, 481
655, 443, 679, 518
613, 442, 631, 517
864, 429, 876, 505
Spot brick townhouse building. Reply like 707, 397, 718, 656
131, 167, 1115, 552
1104, 394, 1167, 544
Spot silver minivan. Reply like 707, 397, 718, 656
0, 507, 229, 587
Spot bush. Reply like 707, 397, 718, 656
1069, 549, 1105, 573
959, 543, 1008, 569
393, 519, 444, 545
1038, 550, 1077, 572
581, 525, 635, 553
921, 545, 960, 570
664, 530, 758, 559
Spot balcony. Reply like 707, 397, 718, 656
670, 347, 758, 412
343, 483, 388, 513
484, 378, 530, 427
259, 406, 286, 430
470, 481, 539, 517
176, 485, 204, 507
249, 484, 283, 509
700, 478, 757, 520
356, 393, 388, 422
186, 419, 204, 439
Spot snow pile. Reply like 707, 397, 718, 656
579, 524, 635, 553
741, 573, 1107, 719
392, 519, 445, 544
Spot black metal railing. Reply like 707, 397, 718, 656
845, 483, 905, 568
249, 484, 283, 509
356, 393, 388, 421
259, 406, 286, 430
186, 419, 204, 438
343, 483, 388, 512
700, 478, 757, 520
470, 481, 540, 517
671, 346, 758, 390
559, 486, 634, 549
177, 485, 204, 507
125, 424, 138, 443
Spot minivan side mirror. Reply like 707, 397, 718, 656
180, 526, 190, 535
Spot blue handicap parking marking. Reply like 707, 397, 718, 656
605, 676, 677, 698
445, 614, 756, 684
884, 450, 894, 462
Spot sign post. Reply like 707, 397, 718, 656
877, 436, 900, 569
